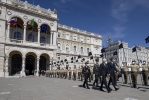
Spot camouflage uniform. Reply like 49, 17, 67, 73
130, 62, 139, 88
89, 66, 93, 82
141, 63, 149, 85
73, 68, 77, 80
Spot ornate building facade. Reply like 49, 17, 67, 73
0, 0, 102, 77
103, 40, 148, 66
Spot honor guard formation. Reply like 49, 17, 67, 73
44, 56, 149, 93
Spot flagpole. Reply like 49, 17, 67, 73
121, 40, 127, 62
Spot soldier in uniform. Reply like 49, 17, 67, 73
68, 67, 72, 80
121, 62, 129, 84
54, 69, 57, 78
129, 60, 139, 88
89, 66, 93, 82
64, 68, 68, 79
82, 61, 90, 89
114, 63, 120, 85
73, 67, 77, 80
77, 67, 81, 79
140, 60, 149, 86
57, 69, 60, 78
80, 66, 84, 81
93, 58, 100, 87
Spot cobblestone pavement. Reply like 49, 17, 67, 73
0, 75, 149, 100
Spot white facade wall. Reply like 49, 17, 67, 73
0, 0, 102, 77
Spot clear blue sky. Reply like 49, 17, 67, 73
24, 0, 149, 47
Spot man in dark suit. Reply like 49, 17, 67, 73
100, 59, 111, 93
82, 61, 91, 89
107, 57, 119, 91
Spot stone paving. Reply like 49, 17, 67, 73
0, 75, 149, 100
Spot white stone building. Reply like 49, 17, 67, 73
103, 40, 148, 66
0, 0, 102, 77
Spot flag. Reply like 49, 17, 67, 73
119, 43, 123, 49
82, 58, 85, 61
132, 47, 136, 52
101, 48, 105, 53
76, 60, 78, 62
88, 52, 92, 56
54, 62, 56, 64
90, 56, 93, 60
61, 60, 63, 63
113, 51, 117, 55
100, 54, 103, 58
66, 62, 68, 64
40, 25, 48, 31
71, 57, 73, 60
78, 55, 81, 59
27, 19, 34, 27
9, 18, 17, 26
140, 60, 142, 63
64, 59, 67, 62
71, 61, 73, 63
145, 36, 149, 44
57, 61, 59, 63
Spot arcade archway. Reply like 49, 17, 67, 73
25, 55, 35, 75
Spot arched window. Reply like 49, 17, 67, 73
57, 43, 61, 50
14, 31, 21, 40
40, 36, 46, 43
66, 44, 69, 51
58, 32, 61, 38
74, 36, 77, 41
66, 34, 69, 39
87, 48, 89, 53
28, 34, 34, 42
81, 47, 83, 53
74, 46, 77, 52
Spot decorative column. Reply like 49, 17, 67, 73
22, 56, 26, 77
23, 24, 27, 43
36, 57, 40, 76
38, 28, 41, 44
5, 56, 9, 77
53, 32, 56, 45
50, 32, 53, 45
7, 23, 10, 41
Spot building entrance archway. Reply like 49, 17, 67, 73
11, 54, 22, 75
25, 55, 35, 75
39, 56, 46, 71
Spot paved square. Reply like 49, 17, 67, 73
0, 76, 149, 100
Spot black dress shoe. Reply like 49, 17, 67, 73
83, 85, 86, 88
100, 88, 104, 91
115, 88, 119, 91
109, 87, 112, 91
108, 90, 111, 93
87, 87, 90, 89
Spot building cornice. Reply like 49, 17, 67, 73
0, 1, 58, 21
58, 24, 102, 39
1, 42, 57, 51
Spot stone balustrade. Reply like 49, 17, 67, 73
58, 24, 101, 38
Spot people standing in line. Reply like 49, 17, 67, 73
128, 60, 139, 88
139, 60, 149, 86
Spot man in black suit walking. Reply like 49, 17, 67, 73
99, 59, 111, 93
107, 57, 119, 91
82, 61, 91, 89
